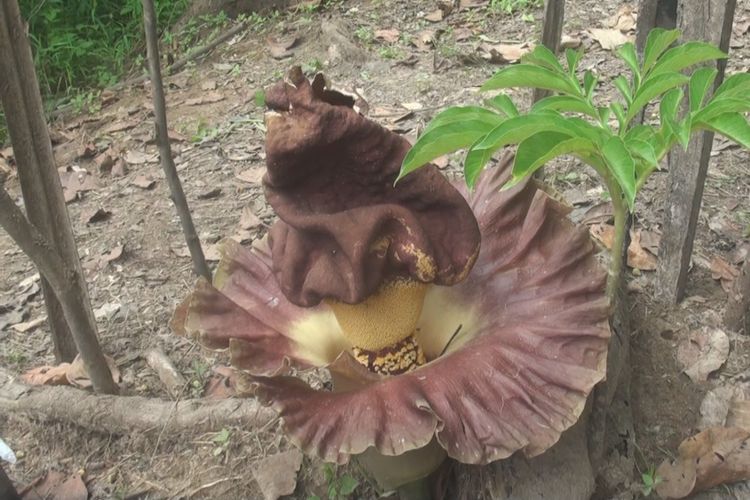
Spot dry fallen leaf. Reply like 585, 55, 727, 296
20, 470, 88, 500
66, 354, 121, 389
656, 427, 750, 499
197, 187, 222, 200
589, 28, 633, 50
252, 449, 304, 500
453, 26, 473, 42
185, 92, 225, 106
132, 175, 156, 190
412, 29, 437, 51
239, 207, 262, 230
677, 328, 730, 383
589, 224, 657, 271
111, 158, 128, 177
480, 42, 533, 64
58, 167, 97, 202
236, 168, 265, 184
374, 28, 400, 43
425, 9, 443, 22
21, 363, 69, 386
201, 79, 217, 91
102, 119, 139, 134
268, 34, 298, 59
607, 5, 636, 32
204, 365, 241, 399
710, 255, 740, 292
80, 207, 111, 224
124, 150, 157, 165
560, 34, 582, 49
459, 0, 488, 9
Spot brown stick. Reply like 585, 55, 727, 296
725, 259, 750, 333
145, 348, 187, 398
0, 1, 118, 394
142, 0, 210, 280
0, 369, 275, 435
0, 464, 20, 500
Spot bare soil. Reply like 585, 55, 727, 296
1, 0, 750, 498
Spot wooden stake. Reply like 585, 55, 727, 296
142, 0, 210, 280
656, 0, 737, 303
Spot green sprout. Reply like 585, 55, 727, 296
308, 464, 359, 500
398, 28, 750, 302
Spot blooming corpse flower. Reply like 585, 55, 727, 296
172, 68, 610, 491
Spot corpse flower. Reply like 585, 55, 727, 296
172, 68, 611, 495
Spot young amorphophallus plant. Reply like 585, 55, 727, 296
172, 68, 611, 497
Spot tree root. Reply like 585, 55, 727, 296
0, 369, 276, 435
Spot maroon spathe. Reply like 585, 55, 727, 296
263, 67, 481, 307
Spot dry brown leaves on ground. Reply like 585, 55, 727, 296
21, 354, 121, 388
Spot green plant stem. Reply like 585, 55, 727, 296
397, 477, 432, 500
606, 182, 628, 304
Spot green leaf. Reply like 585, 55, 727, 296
649, 42, 727, 78
659, 87, 684, 143
642, 28, 682, 74
530, 95, 598, 118
513, 131, 597, 180
688, 67, 718, 112
625, 125, 667, 159
463, 137, 496, 187
522, 45, 565, 73
339, 475, 359, 496
399, 112, 504, 180
481, 64, 579, 95
610, 102, 626, 131
613, 76, 632, 104
565, 48, 583, 76
694, 97, 750, 123
697, 112, 750, 149
584, 71, 598, 98
254, 89, 266, 107
617, 43, 640, 82
625, 72, 690, 124
485, 94, 519, 117
626, 137, 657, 168
601, 136, 636, 208
464, 114, 580, 186
423, 106, 505, 133
598, 106, 611, 126
714, 72, 750, 99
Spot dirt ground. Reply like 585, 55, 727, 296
2, 0, 750, 498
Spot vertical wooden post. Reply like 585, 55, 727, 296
532, 0, 565, 104
636, 0, 678, 53
725, 259, 750, 333
656, 0, 736, 303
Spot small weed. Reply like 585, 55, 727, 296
355, 26, 374, 45
489, 0, 543, 14
191, 120, 220, 143
303, 59, 324, 75
7, 351, 27, 365
641, 466, 662, 497
308, 464, 359, 500
70, 90, 101, 115
212, 428, 231, 456
378, 46, 404, 60
188, 359, 210, 396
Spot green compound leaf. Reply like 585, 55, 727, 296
512, 131, 596, 180
659, 87, 684, 147
530, 95, 598, 118
642, 28, 682, 74
601, 135, 636, 209
485, 94, 519, 117
688, 67, 718, 112
423, 106, 505, 133
694, 97, 750, 123
617, 43, 640, 81
481, 64, 579, 96
339, 475, 359, 496
714, 72, 750, 99
697, 112, 750, 149
566, 48, 583, 75
625, 71, 689, 124
522, 44, 566, 74
649, 41, 727, 78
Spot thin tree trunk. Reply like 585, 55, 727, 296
0, 1, 79, 362
142, 0, 210, 280
0, 0, 117, 394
